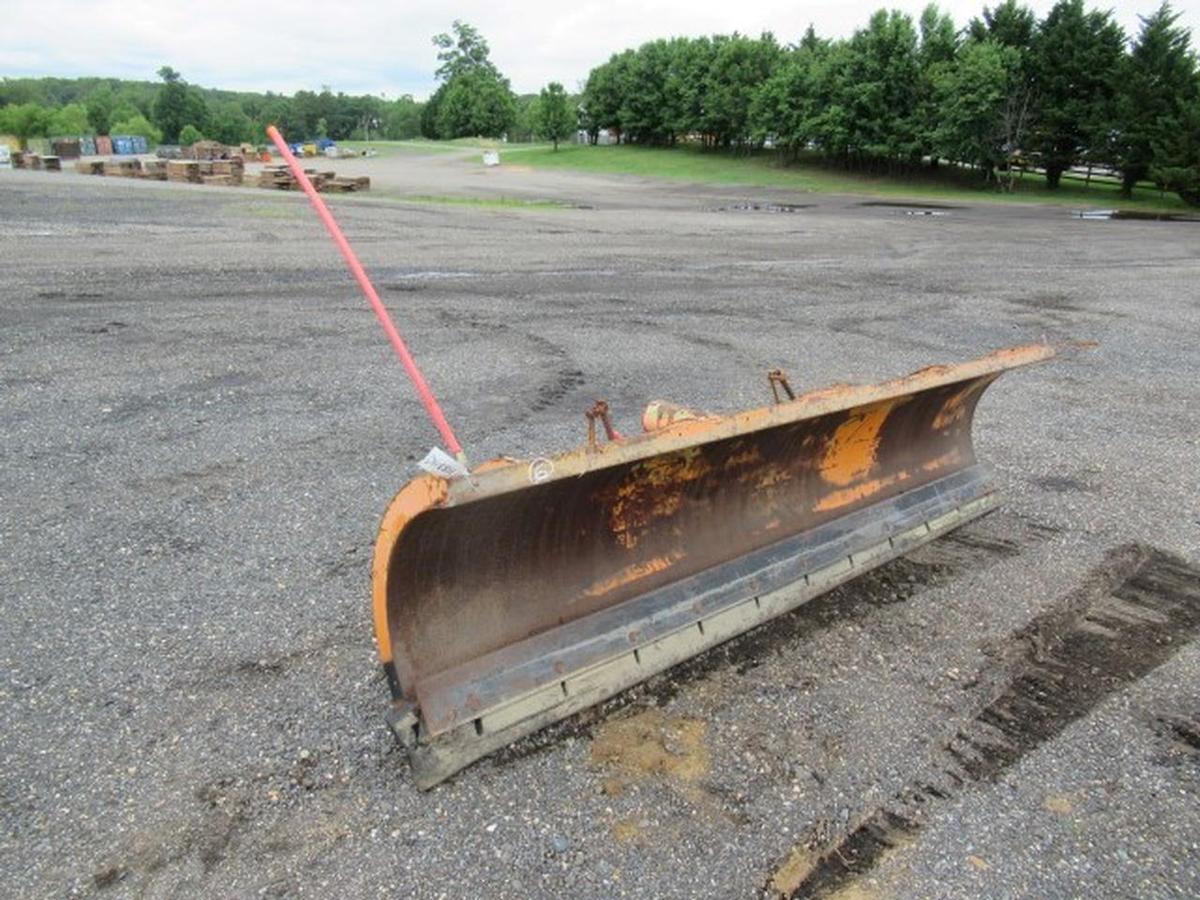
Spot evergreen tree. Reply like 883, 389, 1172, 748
932, 40, 1025, 181
1113, 4, 1197, 196
750, 38, 827, 157
1029, 0, 1124, 188
916, 4, 961, 167
837, 10, 922, 167
1151, 92, 1200, 206
968, 0, 1036, 49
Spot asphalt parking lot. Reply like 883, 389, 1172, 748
2, 154, 1198, 898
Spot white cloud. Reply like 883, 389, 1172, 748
2, 0, 1196, 99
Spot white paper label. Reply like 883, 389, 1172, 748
417, 447, 469, 480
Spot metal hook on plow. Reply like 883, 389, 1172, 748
768, 369, 795, 404
586, 400, 623, 449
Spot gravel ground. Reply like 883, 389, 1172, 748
1, 154, 1198, 899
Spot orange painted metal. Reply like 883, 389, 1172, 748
372, 343, 1053, 725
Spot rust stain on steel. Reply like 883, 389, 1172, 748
814, 470, 911, 512
932, 377, 994, 430
604, 446, 712, 549
583, 552, 683, 599
768, 369, 796, 403
371, 344, 1056, 725
587, 399, 621, 447
920, 447, 964, 473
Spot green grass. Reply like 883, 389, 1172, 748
399, 193, 568, 209
499, 143, 1189, 212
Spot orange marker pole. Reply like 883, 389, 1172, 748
265, 125, 465, 461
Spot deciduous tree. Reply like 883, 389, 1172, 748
532, 82, 575, 149
152, 66, 210, 143
0, 102, 50, 148
47, 102, 90, 135
424, 22, 515, 139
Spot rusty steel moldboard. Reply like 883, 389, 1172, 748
372, 344, 1054, 787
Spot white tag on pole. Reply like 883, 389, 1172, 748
417, 447, 470, 480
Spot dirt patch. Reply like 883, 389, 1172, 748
611, 819, 645, 843
590, 707, 709, 783
769, 846, 820, 896
1043, 794, 1075, 815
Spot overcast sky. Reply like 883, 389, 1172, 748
2, 1, 1196, 100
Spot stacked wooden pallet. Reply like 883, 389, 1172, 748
323, 176, 371, 192
41, 156, 63, 171
139, 160, 168, 180
210, 159, 244, 184
103, 159, 141, 177
166, 160, 203, 183
75, 160, 105, 175
256, 165, 294, 189
257, 166, 329, 190
255, 166, 369, 192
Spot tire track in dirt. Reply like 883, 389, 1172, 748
764, 543, 1200, 899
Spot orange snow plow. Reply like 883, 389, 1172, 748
262, 126, 1053, 789
373, 344, 1054, 787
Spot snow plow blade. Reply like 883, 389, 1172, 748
374, 344, 1053, 787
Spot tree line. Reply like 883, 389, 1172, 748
0, 35, 575, 151
0, 68, 426, 147
4, 8, 1196, 203
578, 1, 1199, 203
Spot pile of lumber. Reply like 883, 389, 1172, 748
166, 160, 203, 183
75, 160, 105, 175
103, 159, 140, 177
21, 153, 63, 171
139, 160, 168, 180
184, 140, 233, 161
255, 165, 369, 193
210, 159, 244, 183
256, 166, 297, 189
323, 176, 371, 193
